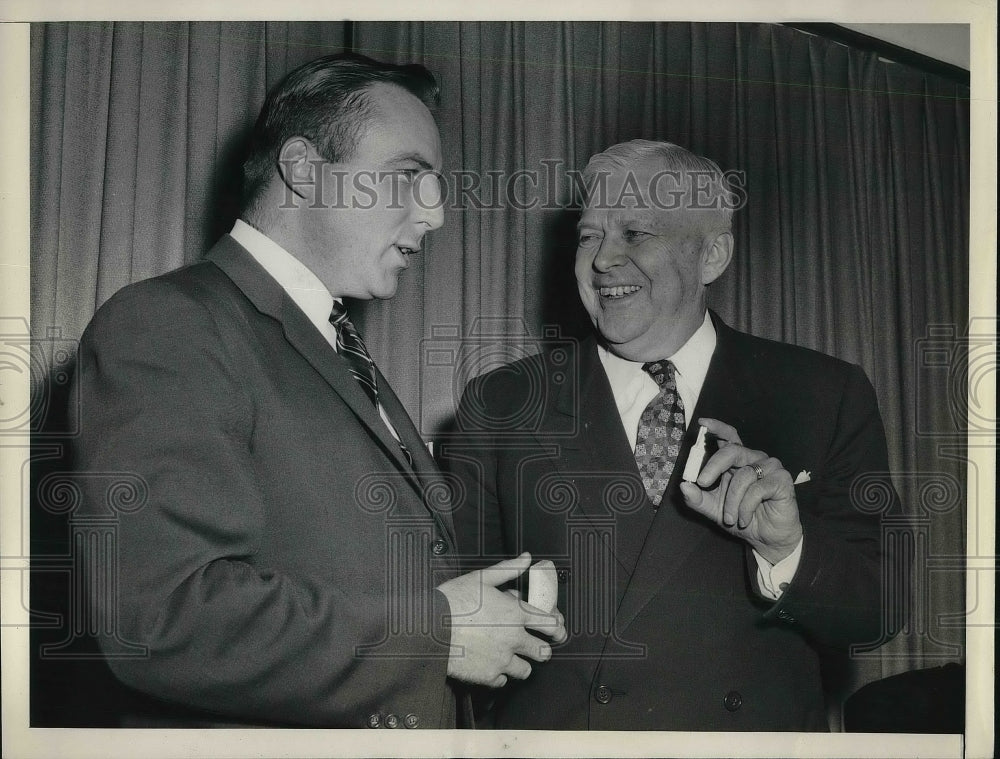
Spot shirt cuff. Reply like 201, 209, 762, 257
753, 537, 804, 600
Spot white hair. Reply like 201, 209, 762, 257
582, 139, 736, 232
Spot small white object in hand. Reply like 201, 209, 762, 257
527, 560, 558, 613
794, 471, 811, 485
682, 424, 710, 483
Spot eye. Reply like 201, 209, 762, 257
578, 232, 601, 247
624, 229, 650, 243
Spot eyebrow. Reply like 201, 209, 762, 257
611, 212, 646, 227
576, 213, 647, 231
385, 152, 434, 171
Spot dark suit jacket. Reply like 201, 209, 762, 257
72, 235, 463, 728
443, 313, 895, 730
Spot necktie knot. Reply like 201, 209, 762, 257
329, 300, 350, 329
642, 360, 677, 387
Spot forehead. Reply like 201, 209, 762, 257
580, 159, 715, 232
590, 158, 668, 195
351, 82, 442, 168
584, 161, 678, 211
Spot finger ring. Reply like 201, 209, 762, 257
751, 463, 764, 481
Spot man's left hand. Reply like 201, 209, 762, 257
679, 418, 803, 565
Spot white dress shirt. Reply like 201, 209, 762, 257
596, 311, 802, 599
229, 220, 405, 443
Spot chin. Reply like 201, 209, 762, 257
596, 316, 646, 345
601, 342, 648, 362
597, 328, 661, 362
373, 280, 400, 299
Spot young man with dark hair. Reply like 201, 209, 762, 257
73, 52, 564, 729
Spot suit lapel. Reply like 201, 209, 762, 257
204, 236, 426, 494
552, 335, 640, 493
614, 314, 765, 633
549, 337, 656, 589
376, 367, 457, 544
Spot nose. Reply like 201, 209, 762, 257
421, 202, 445, 231
591, 238, 626, 272
412, 172, 445, 231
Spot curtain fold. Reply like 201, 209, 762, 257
30, 20, 970, 697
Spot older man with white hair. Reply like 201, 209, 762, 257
447, 139, 896, 730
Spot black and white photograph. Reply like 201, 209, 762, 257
1, 3, 994, 757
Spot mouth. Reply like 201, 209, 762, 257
393, 243, 421, 270
395, 243, 422, 256
597, 284, 642, 300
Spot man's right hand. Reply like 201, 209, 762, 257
437, 552, 567, 688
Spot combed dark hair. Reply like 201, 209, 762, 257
241, 52, 439, 215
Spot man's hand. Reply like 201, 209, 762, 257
438, 553, 567, 688
679, 418, 802, 564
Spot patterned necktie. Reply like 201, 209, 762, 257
329, 302, 412, 467
634, 360, 686, 506
329, 302, 378, 407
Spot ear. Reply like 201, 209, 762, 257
700, 231, 734, 286
276, 137, 317, 200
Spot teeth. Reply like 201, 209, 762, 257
598, 285, 641, 298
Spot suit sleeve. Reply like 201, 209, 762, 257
763, 364, 897, 651
73, 280, 454, 727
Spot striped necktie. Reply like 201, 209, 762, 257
329, 302, 412, 467
634, 360, 686, 507
329, 302, 378, 406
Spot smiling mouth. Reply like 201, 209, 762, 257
395, 244, 422, 256
598, 285, 642, 299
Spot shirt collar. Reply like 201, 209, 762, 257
668, 311, 716, 391
229, 219, 336, 326
598, 311, 717, 392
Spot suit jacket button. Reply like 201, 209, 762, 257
723, 691, 743, 712
431, 539, 448, 555
404, 713, 419, 729
557, 568, 570, 584
385, 713, 400, 728
595, 685, 613, 704
367, 713, 382, 728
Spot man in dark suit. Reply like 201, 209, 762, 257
72, 53, 564, 728
445, 140, 895, 730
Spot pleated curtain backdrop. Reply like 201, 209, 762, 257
30, 21, 970, 706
